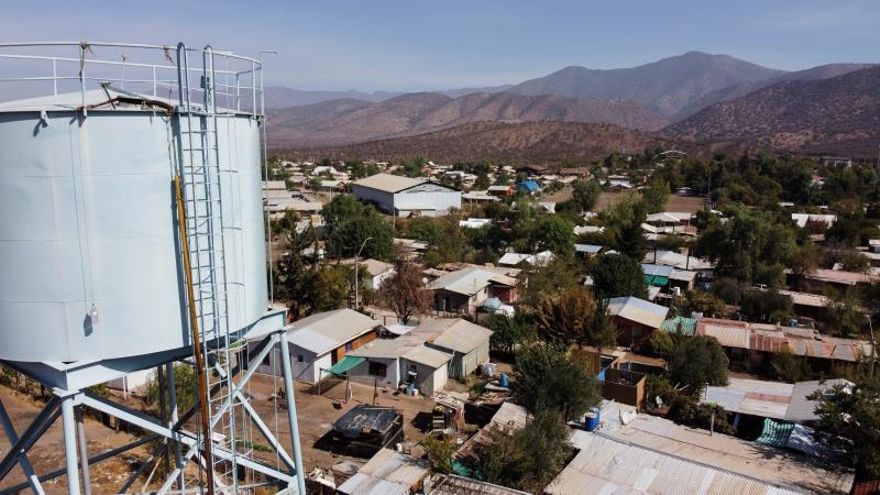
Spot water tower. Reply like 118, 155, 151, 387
0, 42, 305, 494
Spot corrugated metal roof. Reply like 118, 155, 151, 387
696, 318, 750, 349
704, 378, 794, 420
455, 402, 528, 463
427, 268, 516, 296
607, 296, 669, 329
417, 318, 493, 354
426, 474, 530, 494
287, 309, 378, 355
547, 431, 804, 495
786, 379, 853, 423
337, 448, 429, 495
642, 263, 675, 277
353, 173, 427, 193
403, 345, 452, 368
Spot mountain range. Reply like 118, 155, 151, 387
278, 121, 672, 164
266, 51, 878, 157
269, 91, 668, 147
665, 66, 880, 156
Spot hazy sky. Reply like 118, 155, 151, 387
2, 0, 878, 91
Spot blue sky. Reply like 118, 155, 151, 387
2, 0, 878, 91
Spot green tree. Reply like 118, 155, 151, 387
768, 351, 812, 383
822, 290, 866, 338
309, 265, 350, 312
474, 172, 491, 190
477, 411, 573, 494
642, 177, 670, 213
327, 213, 395, 260
513, 344, 601, 419
321, 194, 367, 232
590, 254, 648, 299
668, 336, 729, 392
810, 375, 880, 478
587, 298, 618, 353
680, 290, 725, 318
486, 313, 537, 355
521, 257, 580, 307
615, 221, 646, 260
144, 364, 197, 415
536, 215, 575, 257
273, 226, 320, 318
739, 289, 793, 323
422, 436, 454, 474
571, 179, 602, 212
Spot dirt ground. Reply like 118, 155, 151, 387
0, 372, 438, 494
0, 385, 155, 495
245, 374, 437, 474
664, 194, 706, 213
591, 191, 631, 211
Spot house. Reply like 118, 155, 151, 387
458, 218, 492, 229
419, 318, 493, 379
252, 309, 380, 384
461, 191, 499, 204
346, 318, 492, 393
336, 448, 428, 494
643, 249, 713, 272
791, 213, 836, 229
702, 377, 854, 424
575, 244, 603, 258
487, 185, 514, 197
791, 268, 879, 292
574, 225, 605, 236
606, 296, 669, 347
427, 267, 518, 315
546, 400, 853, 495
695, 317, 870, 368
347, 336, 453, 396
351, 173, 461, 217
497, 250, 554, 267
516, 180, 541, 194
340, 258, 395, 290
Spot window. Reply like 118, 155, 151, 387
297, 354, 304, 363
369, 361, 387, 376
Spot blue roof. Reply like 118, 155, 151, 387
517, 180, 540, 192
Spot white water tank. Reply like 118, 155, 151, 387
0, 90, 268, 363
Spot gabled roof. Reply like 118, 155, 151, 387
417, 318, 493, 354
286, 309, 378, 355
427, 268, 516, 296
353, 173, 427, 193
607, 296, 668, 329
643, 250, 713, 271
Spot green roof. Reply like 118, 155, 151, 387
326, 355, 366, 376
756, 418, 794, 448
644, 274, 669, 287
660, 316, 697, 336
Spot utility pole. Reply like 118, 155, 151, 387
354, 237, 373, 309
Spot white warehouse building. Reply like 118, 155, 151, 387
351, 173, 461, 217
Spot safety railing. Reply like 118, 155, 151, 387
0, 41, 264, 116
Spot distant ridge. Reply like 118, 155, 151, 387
664, 66, 880, 157
274, 121, 678, 164
268, 91, 668, 146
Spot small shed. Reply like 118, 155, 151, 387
420, 318, 493, 380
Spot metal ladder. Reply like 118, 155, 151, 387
175, 44, 241, 492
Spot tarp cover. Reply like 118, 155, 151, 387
326, 355, 366, 376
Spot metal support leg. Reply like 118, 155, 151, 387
166, 362, 185, 492
0, 398, 45, 495
0, 397, 60, 482
60, 395, 82, 495
278, 331, 306, 495
75, 407, 91, 495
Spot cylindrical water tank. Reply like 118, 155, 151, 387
0, 92, 268, 363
